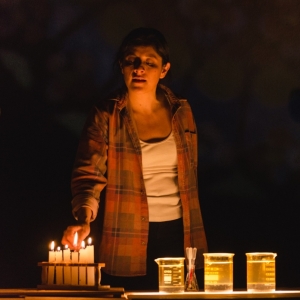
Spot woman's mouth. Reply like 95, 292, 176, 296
132, 77, 146, 82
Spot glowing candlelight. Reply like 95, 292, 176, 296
63, 245, 71, 285
79, 241, 87, 262
79, 240, 87, 285
56, 246, 63, 285
71, 250, 79, 285
86, 237, 95, 285
48, 241, 55, 262
48, 241, 55, 284
73, 232, 78, 247
86, 237, 94, 263
56, 246, 62, 261
63, 245, 70, 262
71, 234, 79, 285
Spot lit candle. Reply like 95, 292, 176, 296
86, 237, 95, 285
63, 245, 71, 285
47, 241, 55, 284
79, 241, 87, 263
48, 241, 55, 262
63, 245, 70, 262
71, 232, 79, 285
86, 237, 94, 263
79, 241, 87, 285
55, 246, 63, 285
56, 246, 63, 261
73, 232, 78, 247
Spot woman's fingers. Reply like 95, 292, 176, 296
61, 224, 91, 250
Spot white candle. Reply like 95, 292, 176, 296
55, 246, 63, 285
47, 241, 55, 284
63, 245, 71, 262
73, 232, 78, 247
71, 251, 79, 285
56, 246, 63, 261
79, 241, 87, 285
48, 241, 55, 262
86, 237, 94, 263
63, 245, 71, 285
71, 232, 79, 285
86, 237, 95, 285
79, 241, 87, 263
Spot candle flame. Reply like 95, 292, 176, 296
73, 232, 78, 247
50, 241, 55, 251
81, 240, 85, 248
57, 246, 61, 251
65, 244, 69, 250
88, 237, 92, 245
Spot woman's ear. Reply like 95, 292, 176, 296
160, 62, 171, 79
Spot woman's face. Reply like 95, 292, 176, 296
120, 45, 170, 94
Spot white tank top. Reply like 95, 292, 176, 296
139, 132, 182, 222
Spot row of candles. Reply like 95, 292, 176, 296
47, 233, 95, 285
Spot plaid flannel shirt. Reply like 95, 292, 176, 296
71, 84, 207, 276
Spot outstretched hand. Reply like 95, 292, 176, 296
61, 223, 90, 251
61, 207, 92, 251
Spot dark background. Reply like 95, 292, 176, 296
1, 0, 300, 290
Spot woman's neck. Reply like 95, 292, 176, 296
127, 88, 164, 114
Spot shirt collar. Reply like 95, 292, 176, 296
111, 84, 182, 114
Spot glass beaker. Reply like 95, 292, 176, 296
246, 252, 277, 292
203, 253, 234, 292
155, 257, 185, 293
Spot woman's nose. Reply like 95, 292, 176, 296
133, 58, 144, 71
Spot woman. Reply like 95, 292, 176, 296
62, 27, 207, 290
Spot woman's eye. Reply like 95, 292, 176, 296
146, 62, 155, 67
123, 60, 134, 66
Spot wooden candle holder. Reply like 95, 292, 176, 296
37, 262, 108, 290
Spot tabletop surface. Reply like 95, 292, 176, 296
125, 290, 300, 299
0, 288, 124, 297
1, 289, 300, 299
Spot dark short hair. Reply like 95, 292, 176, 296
114, 27, 170, 66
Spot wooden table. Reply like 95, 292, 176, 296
125, 290, 300, 300
1, 289, 300, 300
0, 288, 124, 299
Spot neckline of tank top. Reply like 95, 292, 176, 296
139, 131, 173, 145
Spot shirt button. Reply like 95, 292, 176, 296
140, 190, 144, 195
141, 216, 145, 221
141, 241, 145, 245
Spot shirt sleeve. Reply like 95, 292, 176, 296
71, 104, 108, 221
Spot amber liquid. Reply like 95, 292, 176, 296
158, 265, 184, 293
247, 261, 275, 292
204, 262, 233, 292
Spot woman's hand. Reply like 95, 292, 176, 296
61, 207, 92, 251
61, 223, 90, 251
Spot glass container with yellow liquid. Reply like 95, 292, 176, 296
155, 257, 185, 293
203, 253, 234, 292
246, 252, 277, 292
